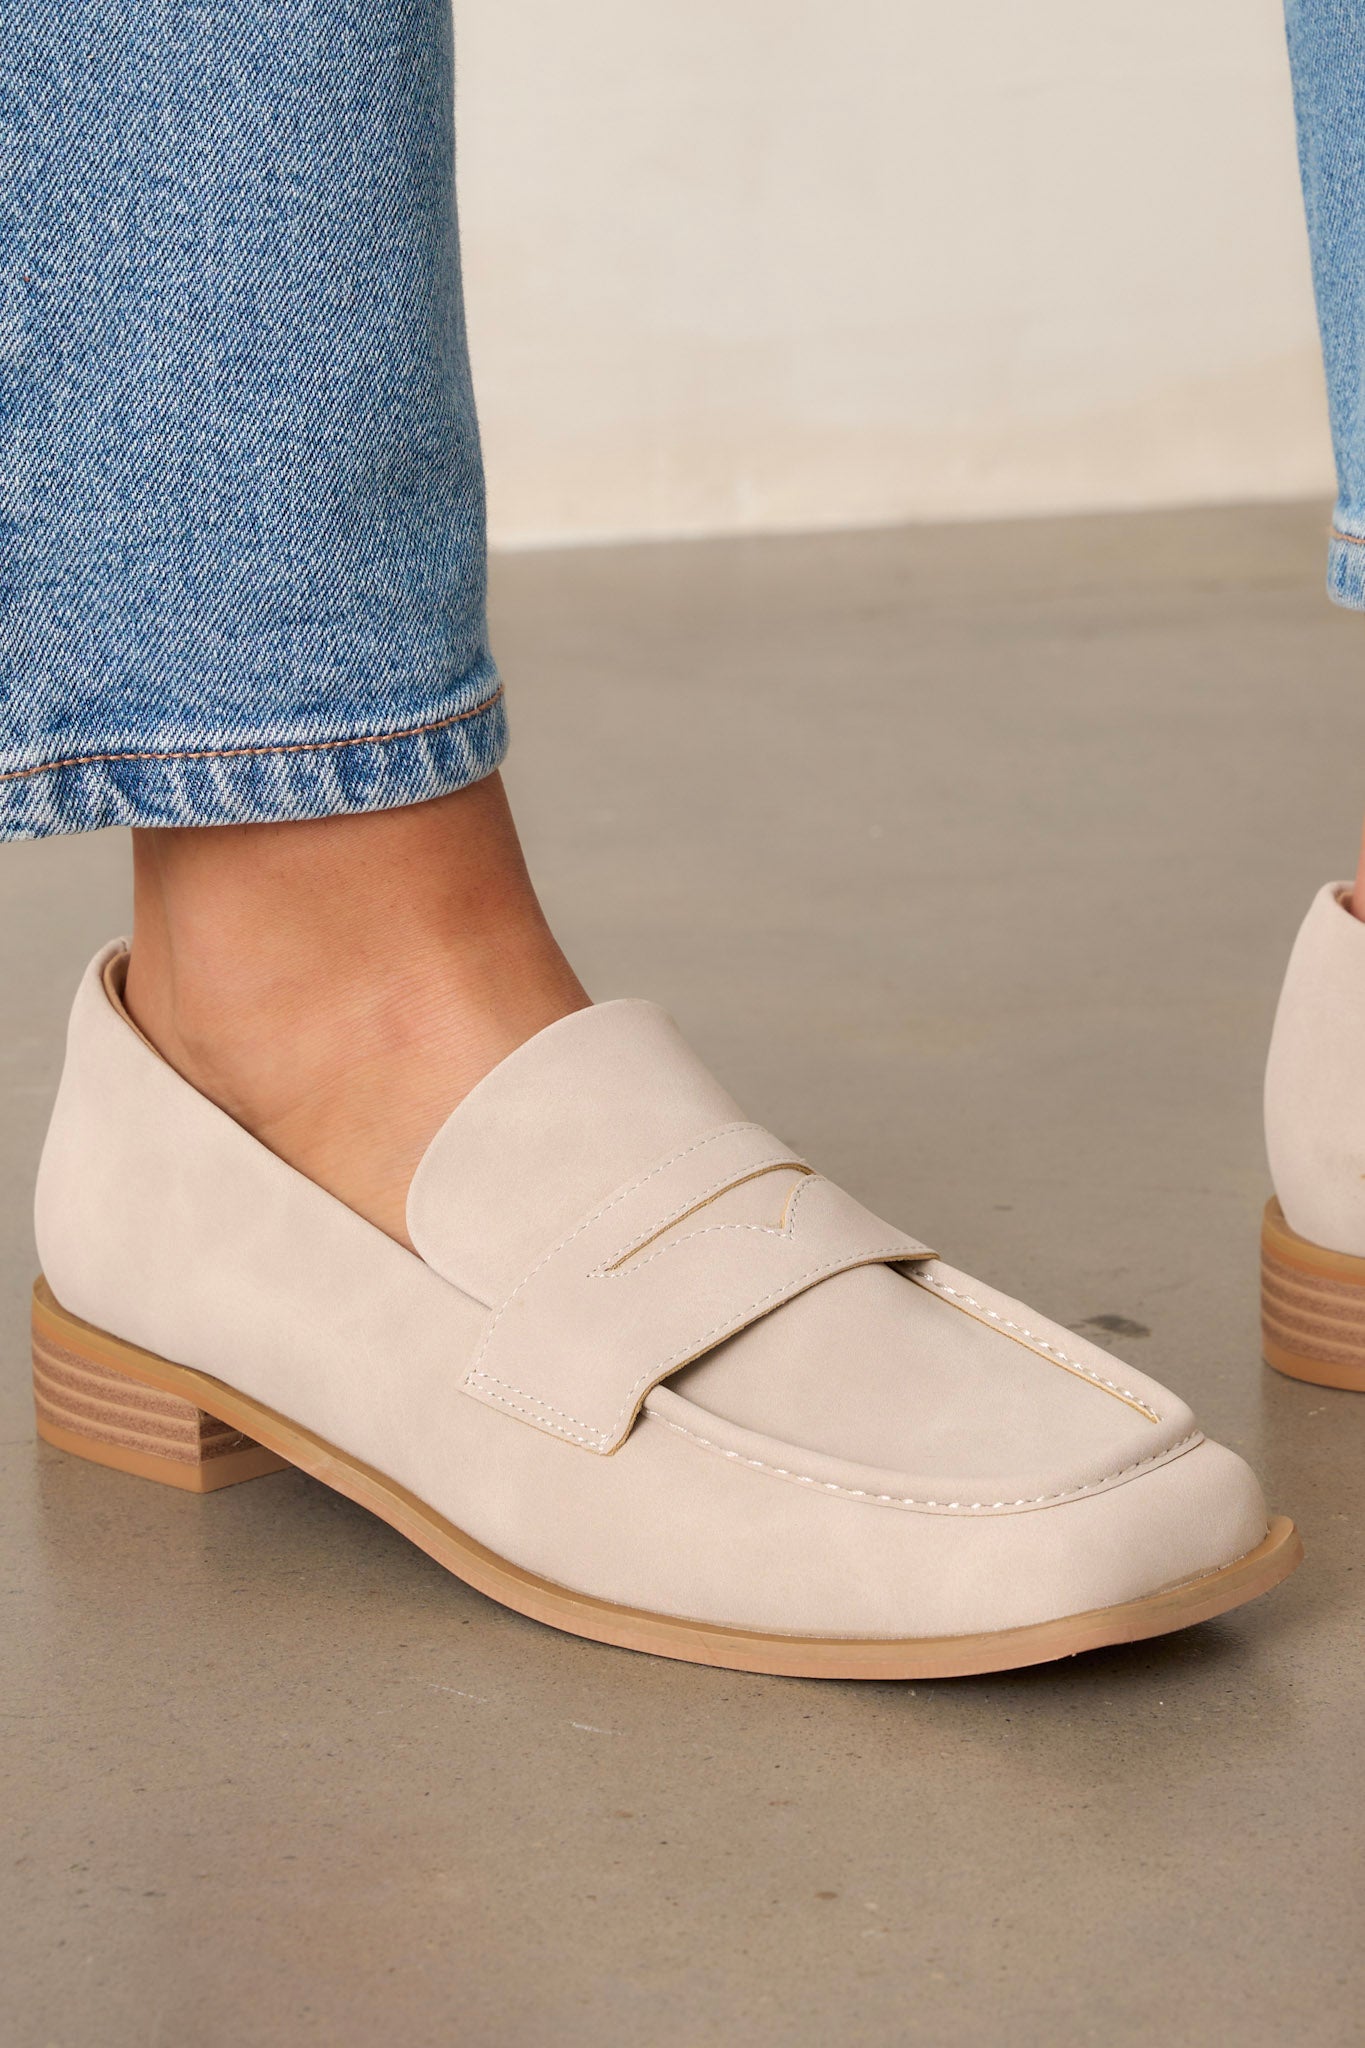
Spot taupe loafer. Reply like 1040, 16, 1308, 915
33, 946, 1300, 1679
1264, 880, 1365, 1390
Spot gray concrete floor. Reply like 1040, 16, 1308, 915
4, 501, 1364, 2046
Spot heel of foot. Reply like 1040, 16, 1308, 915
31, 1279, 288, 1492
1261, 1197, 1365, 1393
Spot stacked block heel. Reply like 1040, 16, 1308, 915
32, 1277, 288, 1491
1261, 1196, 1365, 1393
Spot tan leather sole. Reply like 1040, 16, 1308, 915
1262, 1196, 1365, 1392
32, 1276, 1302, 1680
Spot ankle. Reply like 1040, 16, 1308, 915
122, 780, 589, 1243
134, 913, 572, 1115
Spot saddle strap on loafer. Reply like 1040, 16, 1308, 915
464, 1121, 935, 1451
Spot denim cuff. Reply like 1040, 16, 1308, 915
1327, 521, 1365, 613
0, 672, 509, 841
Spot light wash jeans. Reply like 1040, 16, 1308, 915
1286, 0, 1365, 611
0, 5, 1358, 839
1, 1, 504, 838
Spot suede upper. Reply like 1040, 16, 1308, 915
1266, 882, 1365, 1256
32, 945, 1268, 1641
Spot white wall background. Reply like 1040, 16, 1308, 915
456, 0, 1335, 549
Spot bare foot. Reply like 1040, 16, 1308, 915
122, 776, 589, 1246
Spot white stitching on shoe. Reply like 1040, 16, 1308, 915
468, 1244, 925, 1448
466, 1127, 929, 1446
595, 1248, 926, 1440
911, 1271, 1161, 1423
595, 1155, 812, 1271
465, 1371, 609, 1448
596, 1173, 817, 1276
470, 1125, 774, 1373
464, 1124, 773, 1436
655, 1414, 1204, 1512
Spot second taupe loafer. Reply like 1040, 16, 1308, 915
1264, 880, 1365, 1390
